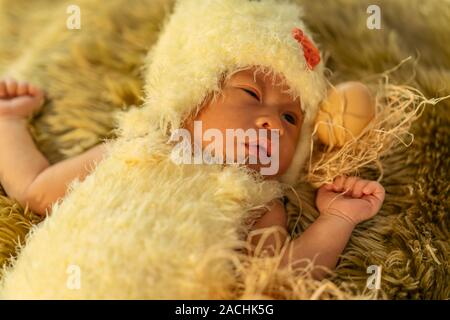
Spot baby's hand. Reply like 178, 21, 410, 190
315, 175, 385, 226
0, 78, 45, 120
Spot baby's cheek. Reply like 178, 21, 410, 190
274, 141, 294, 175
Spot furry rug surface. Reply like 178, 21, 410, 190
0, 0, 448, 299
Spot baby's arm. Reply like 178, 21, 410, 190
247, 199, 354, 280
278, 212, 355, 279
0, 78, 107, 216
246, 199, 289, 257
247, 176, 385, 280
16, 143, 106, 215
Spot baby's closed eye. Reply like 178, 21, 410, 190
241, 87, 260, 101
240, 87, 298, 125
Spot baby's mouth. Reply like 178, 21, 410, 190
244, 138, 272, 157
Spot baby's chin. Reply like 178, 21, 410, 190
221, 149, 287, 179
243, 162, 286, 180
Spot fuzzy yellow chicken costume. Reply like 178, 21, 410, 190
0, 0, 328, 299
0, 0, 445, 299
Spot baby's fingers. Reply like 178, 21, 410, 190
362, 181, 385, 201
17, 82, 29, 96
343, 176, 359, 194
28, 84, 45, 101
0, 81, 6, 98
331, 175, 347, 191
4, 78, 18, 97
351, 179, 371, 198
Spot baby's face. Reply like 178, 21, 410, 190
185, 67, 303, 178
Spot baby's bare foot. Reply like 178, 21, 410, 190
0, 78, 45, 120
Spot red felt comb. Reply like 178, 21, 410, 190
292, 27, 320, 70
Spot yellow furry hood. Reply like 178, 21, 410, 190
118, 0, 328, 185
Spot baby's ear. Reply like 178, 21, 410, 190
314, 81, 375, 149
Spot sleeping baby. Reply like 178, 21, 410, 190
0, 68, 384, 279
0, 0, 385, 298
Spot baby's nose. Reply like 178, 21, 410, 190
255, 115, 284, 136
